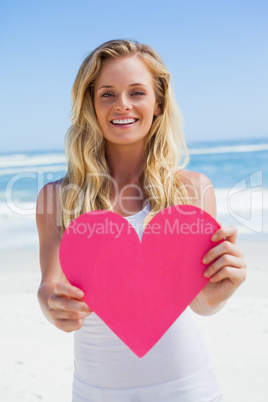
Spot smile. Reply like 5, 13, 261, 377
111, 118, 138, 125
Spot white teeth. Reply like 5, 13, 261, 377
112, 118, 136, 125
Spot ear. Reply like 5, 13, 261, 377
154, 102, 161, 117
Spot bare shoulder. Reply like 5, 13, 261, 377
177, 170, 217, 219
178, 170, 214, 190
37, 179, 62, 198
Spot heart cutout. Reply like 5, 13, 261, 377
59, 205, 220, 357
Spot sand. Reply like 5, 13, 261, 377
0, 240, 267, 401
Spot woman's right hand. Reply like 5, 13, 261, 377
46, 282, 92, 332
36, 182, 92, 332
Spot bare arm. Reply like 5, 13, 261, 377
36, 181, 91, 332
179, 171, 246, 316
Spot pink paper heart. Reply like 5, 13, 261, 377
59, 205, 220, 357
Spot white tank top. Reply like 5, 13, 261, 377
72, 204, 223, 401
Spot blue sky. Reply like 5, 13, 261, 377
1, 0, 267, 152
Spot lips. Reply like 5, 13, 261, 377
111, 118, 139, 125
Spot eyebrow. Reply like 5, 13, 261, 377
96, 83, 148, 91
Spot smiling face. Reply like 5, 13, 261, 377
94, 55, 160, 148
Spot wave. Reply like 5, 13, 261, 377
189, 143, 268, 155
0, 188, 267, 214
215, 188, 267, 212
1, 142, 268, 170
0, 201, 37, 217
215, 188, 268, 234
0, 164, 67, 177
0, 189, 267, 250
0, 152, 66, 168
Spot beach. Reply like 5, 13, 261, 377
0, 249, 73, 402
0, 240, 267, 402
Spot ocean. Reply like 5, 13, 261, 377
0, 138, 267, 250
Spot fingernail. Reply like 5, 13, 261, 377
211, 234, 218, 241
203, 270, 210, 278
202, 256, 208, 264
77, 290, 84, 298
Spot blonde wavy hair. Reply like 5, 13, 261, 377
60, 39, 190, 232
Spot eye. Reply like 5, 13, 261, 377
132, 91, 145, 96
101, 92, 114, 98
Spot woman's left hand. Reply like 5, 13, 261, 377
200, 225, 247, 308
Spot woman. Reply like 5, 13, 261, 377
36, 39, 246, 401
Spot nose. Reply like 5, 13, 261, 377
114, 93, 132, 111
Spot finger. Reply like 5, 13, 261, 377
211, 225, 237, 244
209, 266, 247, 285
204, 254, 246, 278
55, 282, 85, 299
202, 241, 244, 265
49, 308, 91, 320
48, 295, 91, 313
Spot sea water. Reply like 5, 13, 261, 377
0, 138, 267, 250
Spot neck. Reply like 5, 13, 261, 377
105, 142, 145, 185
